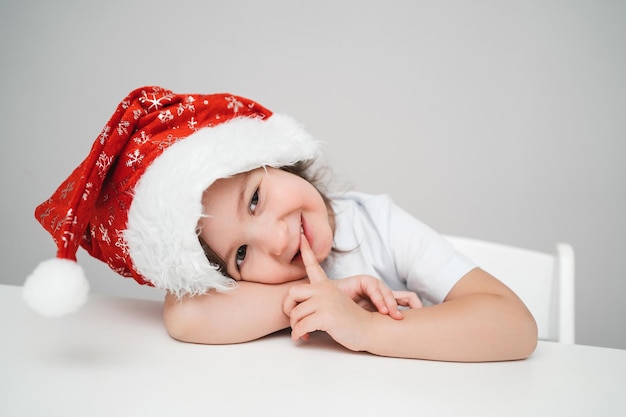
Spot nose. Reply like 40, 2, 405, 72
254, 217, 289, 257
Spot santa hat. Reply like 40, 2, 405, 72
24, 86, 319, 317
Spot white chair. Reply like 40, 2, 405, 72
444, 235, 575, 344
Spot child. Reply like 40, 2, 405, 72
25, 86, 537, 362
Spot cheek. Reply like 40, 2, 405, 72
311, 214, 334, 262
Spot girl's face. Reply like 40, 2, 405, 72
198, 167, 333, 284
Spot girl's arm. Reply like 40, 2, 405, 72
285, 235, 538, 362
363, 268, 537, 361
163, 273, 417, 344
163, 280, 302, 344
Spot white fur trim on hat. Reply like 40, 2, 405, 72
23, 258, 90, 317
125, 114, 319, 298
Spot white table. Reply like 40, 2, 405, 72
1, 284, 624, 417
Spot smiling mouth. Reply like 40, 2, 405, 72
300, 217, 313, 247
292, 221, 305, 263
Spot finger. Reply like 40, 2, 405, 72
283, 291, 298, 317
288, 299, 317, 332
300, 233, 327, 284
290, 311, 313, 342
358, 279, 405, 319
393, 291, 423, 309
291, 323, 309, 342
284, 287, 317, 342
360, 282, 390, 316
377, 283, 405, 320
384, 300, 404, 320
282, 284, 314, 316
290, 312, 322, 342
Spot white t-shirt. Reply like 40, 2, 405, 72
322, 191, 476, 306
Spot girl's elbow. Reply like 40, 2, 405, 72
514, 312, 539, 360
162, 293, 220, 344
163, 296, 196, 343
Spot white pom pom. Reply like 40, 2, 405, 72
23, 258, 90, 317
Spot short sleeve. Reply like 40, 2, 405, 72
387, 200, 476, 305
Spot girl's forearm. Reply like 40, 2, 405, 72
163, 280, 306, 344
361, 293, 538, 362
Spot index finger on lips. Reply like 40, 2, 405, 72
300, 233, 327, 284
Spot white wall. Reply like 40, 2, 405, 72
1, 0, 624, 349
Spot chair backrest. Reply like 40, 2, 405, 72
444, 235, 575, 344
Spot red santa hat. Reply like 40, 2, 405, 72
24, 86, 319, 317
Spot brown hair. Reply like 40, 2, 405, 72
198, 160, 335, 278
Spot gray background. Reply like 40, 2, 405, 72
1, 0, 624, 349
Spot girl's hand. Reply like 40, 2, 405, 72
282, 234, 420, 350
335, 275, 422, 319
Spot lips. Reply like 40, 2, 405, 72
300, 215, 313, 249
292, 215, 311, 264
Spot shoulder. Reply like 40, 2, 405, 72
330, 191, 395, 222
331, 191, 424, 235
327, 191, 396, 253
330, 190, 392, 205
323, 191, 398, 280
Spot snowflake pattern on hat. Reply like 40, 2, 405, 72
35, 86, 271, 286
27, 85, 319, 316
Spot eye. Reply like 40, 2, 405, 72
249, 188, 259, 213
235, 245, 247, 269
